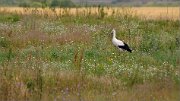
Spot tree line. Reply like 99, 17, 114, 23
0, 0, 179, 7
0, 0, 75, 7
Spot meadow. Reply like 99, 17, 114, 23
0, 7, 180, 101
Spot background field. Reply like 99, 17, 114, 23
0, 7, 180, 101
0, 7, 180, 20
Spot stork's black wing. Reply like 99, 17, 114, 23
118, 42, 132, 53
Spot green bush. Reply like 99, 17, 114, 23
19, 2, 30, 7
50, 0, 75, 7
31, 2, 43, 7
0, 14, 20, 23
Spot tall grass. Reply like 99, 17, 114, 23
0, 7, 180, 20
0, 7, 179, 101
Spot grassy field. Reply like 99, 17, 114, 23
0, 7, 180, 101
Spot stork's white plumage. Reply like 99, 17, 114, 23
111, 29, 132, 53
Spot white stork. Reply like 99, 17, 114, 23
111, 29, 132, 53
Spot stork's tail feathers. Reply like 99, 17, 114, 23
124, 43, 132, 53
127, 48, 132, 53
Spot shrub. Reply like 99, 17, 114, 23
50, 0, 75, 7
0, 14, 20, 23
19, 2, 30, 7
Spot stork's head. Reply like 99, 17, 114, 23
111, 29, 116, 35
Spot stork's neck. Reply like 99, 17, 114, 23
112, 32, 116, 39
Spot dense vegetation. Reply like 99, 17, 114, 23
0, 0, 75, 7
0, 7, 179, 101
0, 0, 180, 7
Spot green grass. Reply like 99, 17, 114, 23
0, 8, 180, 101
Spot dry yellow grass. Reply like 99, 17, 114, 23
132, 7, 180, 20
0, 7, 180, 20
